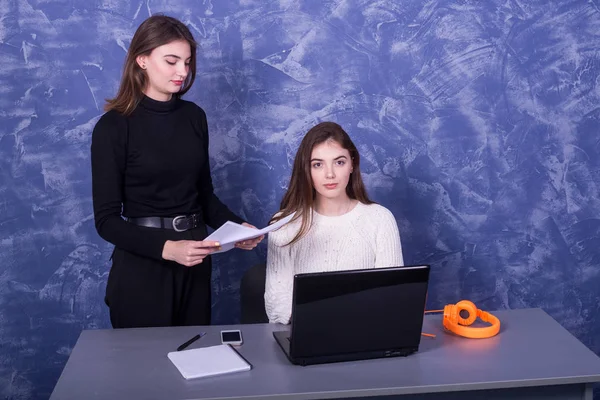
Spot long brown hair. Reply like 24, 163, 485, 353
271, 122, 374, 245
104, 15, 197, 115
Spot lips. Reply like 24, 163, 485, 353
324, 183, 338, 189
172, 80, 183, 85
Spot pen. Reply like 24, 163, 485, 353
177, 332, 206, 351
227, 344, 253, 369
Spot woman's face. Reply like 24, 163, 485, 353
137, 39, 191, 101
309, 139, 353, 202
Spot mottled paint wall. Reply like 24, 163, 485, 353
1, 0, 599, 398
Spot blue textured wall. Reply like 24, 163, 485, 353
1, 0, 599, 398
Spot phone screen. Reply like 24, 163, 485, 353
221, 331, 241, 342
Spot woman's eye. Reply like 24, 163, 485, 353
166, 61, 176, 65
337, 160, 345, 166
312, 163, 321, 168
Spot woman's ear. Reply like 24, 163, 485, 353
136, 55, 147, 69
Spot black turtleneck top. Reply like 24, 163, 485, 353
91, 96, 244, 260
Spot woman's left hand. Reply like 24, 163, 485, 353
235, 223, 265, 250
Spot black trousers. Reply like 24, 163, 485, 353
105, 229, 212, 329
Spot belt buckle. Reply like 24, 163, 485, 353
172, 215, 187, 232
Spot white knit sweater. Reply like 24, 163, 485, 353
264, 202, 404, 324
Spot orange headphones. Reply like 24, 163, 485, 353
424, 300, 500, 339
442, 300, 500, 338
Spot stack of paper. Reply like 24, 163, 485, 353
206, 213, 295, 254
167, 344, 251, 380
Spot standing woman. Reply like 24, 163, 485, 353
91, 15, 262, 329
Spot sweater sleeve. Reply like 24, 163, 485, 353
195, 106, 245, 228
91, 113, 171, 260
264, 229, 294, 324
374, 207, 405, 268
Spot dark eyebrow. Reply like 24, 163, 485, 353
310, 155, 347, 162
164, 54, 192, 61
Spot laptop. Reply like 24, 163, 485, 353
273, 265, 430, 366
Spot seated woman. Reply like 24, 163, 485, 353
264, 122, 404, 324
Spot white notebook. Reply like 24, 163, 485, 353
168, 344, 252, 380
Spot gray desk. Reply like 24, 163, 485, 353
50, 308, 600, 400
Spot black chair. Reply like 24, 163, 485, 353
240, 263, 269, 324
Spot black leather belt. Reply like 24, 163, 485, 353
127, 213, 201, 232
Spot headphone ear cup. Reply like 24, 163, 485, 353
442, 304, 457, 331
455, 300, 477, 326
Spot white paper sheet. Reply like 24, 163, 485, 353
206, 213, 295, 253
167, 344, 251, 380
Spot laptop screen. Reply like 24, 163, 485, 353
290, 265, 430, 358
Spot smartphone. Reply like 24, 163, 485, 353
220, 329, 243, 346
